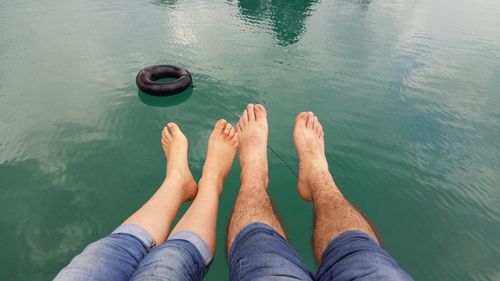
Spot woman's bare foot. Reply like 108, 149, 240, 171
237, 103, 269, 186
293, 112, 333, 201
161, 122, 197, 201
200, 119, 239, 194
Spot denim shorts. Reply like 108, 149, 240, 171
228, 222, 414, 281
54, 224, 212, 281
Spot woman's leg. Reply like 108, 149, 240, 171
130, 119, 238, 281
54, 123, 197, 281
123, 122, 197, 244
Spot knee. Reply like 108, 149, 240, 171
131, 240, 207, 281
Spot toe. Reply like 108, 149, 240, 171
255, 104, 267, 119
295, 112, 308, 126
306, 112, 315, 128
167, 122, 182, 136
237, 120, 243, 133
163, 126, 172, 140
314, 117, 324, 136
247, 104, 256, 121
242, 109, 249, 126
224, 123, 232, 135
229, 126, 236, 138
215, 119, 227, 131
231, 133, 239, 146
312, 116, 319, 130
315, 123, 323, 135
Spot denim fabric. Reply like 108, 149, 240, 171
113, 223, 157, 248
228, 222, 315, 281
229, 222, 413, 281
130, 239, 208, 281
54, 224, 154, 281
54, 224, 211, 281
316, 231, 414, 281
169, 230, 213, 265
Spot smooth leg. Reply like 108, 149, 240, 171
130, 119, 238, 281
169, 119, 238, 254
124, 122, 197, 244
55, 122, 196, 281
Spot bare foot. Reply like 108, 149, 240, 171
200, 119, 239, 193
293, 112, 332, 201
161, 122, 197, 201
236, 103, 269, 186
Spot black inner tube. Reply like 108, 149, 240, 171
136, 65, 192, 96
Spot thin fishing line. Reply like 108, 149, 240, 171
197, 90, 298, 178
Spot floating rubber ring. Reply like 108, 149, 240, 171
136, 65, 192, 96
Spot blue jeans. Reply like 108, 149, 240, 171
228, 222, 414, 281
55, 223, 413, 281
54, 224, 212, 281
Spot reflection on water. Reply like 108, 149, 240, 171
336, 0, 371, 10
137, 87, 193, 107
150, 0, 178, 7
237, 0, 319, 45
1, 0, 500, 281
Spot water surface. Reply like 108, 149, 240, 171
1, 0, 499, 280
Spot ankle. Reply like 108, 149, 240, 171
240, 161, 267, 177
239, 152, 268, 166
240, 179, 268, 191
198, 176, 223, 193
299, 151, 328, 166
239, 183, 269, 198
240, 166, 268, 188
162, 175, 183, 188
310, 180, 342, 201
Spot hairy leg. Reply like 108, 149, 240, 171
123, 123, 197, 244
294, 112, 378, 262
169, 119, 238, 254
226, 104, 286, 251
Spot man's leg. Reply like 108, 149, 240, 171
293, 112, 377, 259
54, 122, 197, 281
294, 112, 413, 280
227, 104, 313, 281
130, 119, 238, 281
227, 104, 284, 244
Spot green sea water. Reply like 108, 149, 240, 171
1, 0, 499, 280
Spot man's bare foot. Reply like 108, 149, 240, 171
236, 103, 269, 186
161, 122, 197, 201
200, 119, 239, 193
294, 112, 334, 201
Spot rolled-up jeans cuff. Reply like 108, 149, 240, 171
168, 231, 213, 266
112, 224, 156, 250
